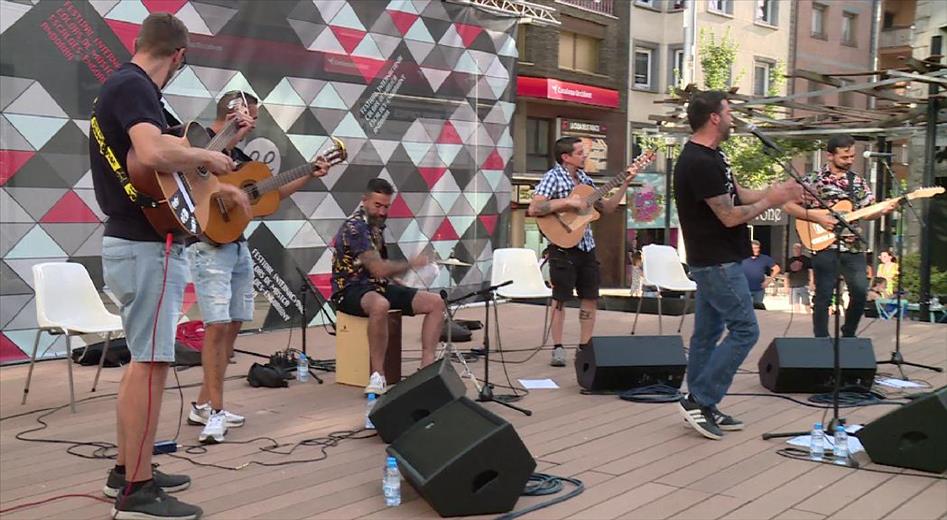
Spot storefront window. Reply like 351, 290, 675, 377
526, 117, 551, 172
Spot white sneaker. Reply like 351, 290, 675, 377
220, 409, 245, 427
365, 372, 387, 395
188, 402, 244, 427
198, 411, 228, 444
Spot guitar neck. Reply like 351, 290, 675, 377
584, 171, 628, 205
206, 119, 239, 152
254, 163, 313, 195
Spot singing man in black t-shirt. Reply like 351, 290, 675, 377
673, 91, 801, 440
90, 12, 248, 520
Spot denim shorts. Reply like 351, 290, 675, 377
102, 236, 188, 363
790, 286, 811, 305
187, 241, 254, 324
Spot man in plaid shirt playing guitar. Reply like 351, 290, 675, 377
529, 136, 637, 367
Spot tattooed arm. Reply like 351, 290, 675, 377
358, 250, 428, 279
528, 195, 586, 217
705, 180, 801, 228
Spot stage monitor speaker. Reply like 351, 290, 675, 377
575, 336, 686, 392
757, 337, 876, 393
856, 386, 947, 473
387, 396, 536, 517
369, 356, 467, 443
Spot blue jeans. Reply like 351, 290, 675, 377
687, 262, 760, 408
750, 290, 765, 306
811, 250, 867, 337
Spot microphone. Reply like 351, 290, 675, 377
744, 123, 783, 153
863, 151, 894, 159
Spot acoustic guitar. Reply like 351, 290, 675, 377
202, 137, 348, 245
536, 150, 655, 249
126, 98, 248, 237
796, 186, 944, 251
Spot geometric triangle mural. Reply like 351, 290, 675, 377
0, 0, 516, 358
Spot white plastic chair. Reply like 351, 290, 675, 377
491, 248, 554, 344
631, 244, 697, 335
22, 262, 124, 413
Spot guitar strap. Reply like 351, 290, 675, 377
89, 99, 160, 209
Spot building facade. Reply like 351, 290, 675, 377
510, 0, 631, 286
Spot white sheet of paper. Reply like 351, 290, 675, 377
518, 378, 559, 389
875, 377, 926, 389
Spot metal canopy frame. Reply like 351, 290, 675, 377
648, 57, 946, 140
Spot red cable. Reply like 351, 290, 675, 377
120, 233, 173, 507
0, 494, 112, 514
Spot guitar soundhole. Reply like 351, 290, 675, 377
245, 183, 260, 202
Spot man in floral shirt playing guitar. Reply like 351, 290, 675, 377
784, 134, 896, 338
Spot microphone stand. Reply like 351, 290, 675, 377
448, 282, 532, 416
753, 137, 866, 451
873, 159, 943, 376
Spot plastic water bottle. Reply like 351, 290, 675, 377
833, 425, 849, 465
383, 456, 401, 507
365, 394, 377, 430
809, 422, 825, 461
297, 353, 309, 382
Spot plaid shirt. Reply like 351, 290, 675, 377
534, 163, 596, 252
801, 165, 874, 253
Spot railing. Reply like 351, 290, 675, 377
880, 26, 914, 48
557, 0, 615, 16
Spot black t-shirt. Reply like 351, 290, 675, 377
90, 62, 167, 242
673, 141, 751, 267
785, 255, 812, 287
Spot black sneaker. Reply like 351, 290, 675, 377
710, 406, 744, 431
103, 464, 191, 498
678, 394, 723, 440
112, 480, 202, 520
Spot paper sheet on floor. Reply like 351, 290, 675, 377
518, 378, 559, 389
787, 424, 865, 454
875, 377, 926, 389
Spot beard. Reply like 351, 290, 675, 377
832, 159, 852, 172
721, 125, 732, 141
367, 214, 387, 228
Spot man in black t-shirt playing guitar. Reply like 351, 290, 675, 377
673, 91, 801, 440
90, 13, 248, 519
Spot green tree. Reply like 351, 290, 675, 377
697, 29, 821, 188
897, 253, 947, 302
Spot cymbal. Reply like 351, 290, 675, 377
436, 258, 471, 267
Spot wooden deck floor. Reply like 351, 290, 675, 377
1, 304, 945, 519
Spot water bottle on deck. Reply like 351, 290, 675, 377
297, 353, 309, 382
365, 393, 377, 430
833, 425, 849, 465
809, 422, 825, 461
383, 456, 401, 506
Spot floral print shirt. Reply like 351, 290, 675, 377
331, 206, 387, 294
800, 165, 874, 253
